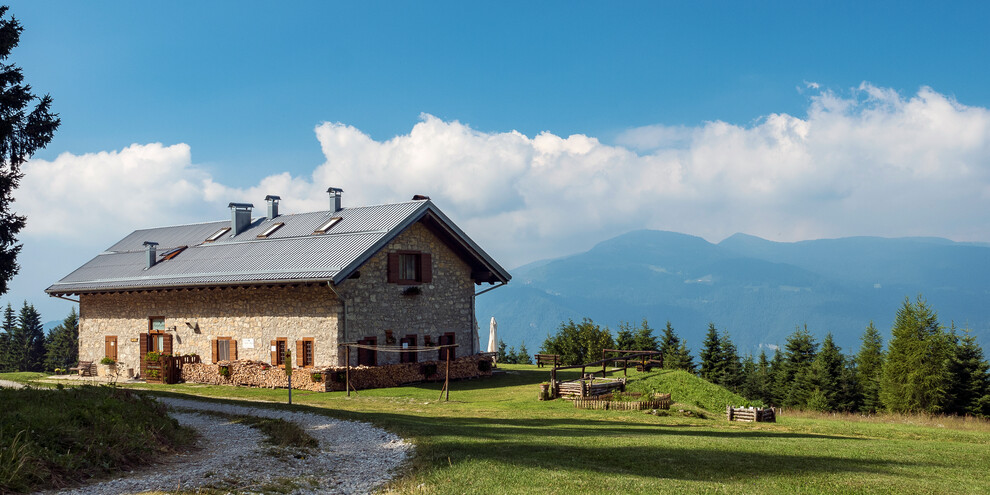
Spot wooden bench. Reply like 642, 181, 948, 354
535, 354, 560, 368
69, 361, 95, 377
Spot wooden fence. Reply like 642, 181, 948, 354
726, 406, 776, 422
573, 393, 672, 411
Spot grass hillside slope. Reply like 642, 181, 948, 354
626, 369, 762, 411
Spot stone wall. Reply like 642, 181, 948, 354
79, 284, 342, 375
180, 354, 494, 392
334, 222, 477, 366
78, 219, 480, 374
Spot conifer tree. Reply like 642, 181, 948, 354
781, 325, 818, 407
855, 321, 885, 413
810, 333, 844, 411
699, 323, 723, 383
666, 340, 696, 373
740, 354, 760, 400
720, 332, 743, 392
516, 342, 533, 365
615, 321, 635, 350
0, 303, 14, 371
540, 318, 615, 366
658, 321, 680, 368
497, 339, 509, 363
9, 301, 44, 371
44, 307, 78, 371
632, 319, 658, 352
945, 329, 990, 416
767, 348, 786, 405
880, 296, 953, 413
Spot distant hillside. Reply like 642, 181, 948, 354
476, 230, 990, 355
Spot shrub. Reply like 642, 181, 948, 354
145, 351, 161, 363
218, 366, 230, 378
310, 372, 324, 383
99, 357, 116, 366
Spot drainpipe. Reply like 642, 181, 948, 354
326, 282, 347, 365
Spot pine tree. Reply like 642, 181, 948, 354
615, 321, 635, 351
720, 331, 743, 392
516, 342, 533, 365
945, 329, 990, 416
768, 348, 786, 405
658, 321, 680, 368
740, 354, 760, 400
856, 321, 885, 413
809, 333, 844, 411
667, 340, 696, 373
781, 325, 818, 408
755, 350, 773, 404
699, 323, 723, 383
632, 319, 658, 352
0, 303, 14, 371
44, 307, 78, 371
540, 318, 615, 366
880, 296, 953, 414
497, 339, 510, 363
0, 7, 61, 295
9, 301, 44, 371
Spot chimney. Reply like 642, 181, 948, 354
327, 187, 343, 213
143, 241, 158, 269
228, 202, 254, 235
265, 195, 280, 220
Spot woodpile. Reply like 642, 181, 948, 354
181, 355, 494, 392
726, 406, 776, 422
556, 377, 626, 398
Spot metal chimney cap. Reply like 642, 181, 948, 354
326, 187, 344, 194
264, 195, 281, 201
227, 202, 254, 209
143, 241, 159, 247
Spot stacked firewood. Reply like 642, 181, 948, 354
181, 355, 494, 392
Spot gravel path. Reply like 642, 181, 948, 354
48, 397, 413, 495
0, 379, 25, 388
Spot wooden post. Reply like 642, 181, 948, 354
727, 405, 732, 421
345, 346, 351, 397
445, 346, 451, 401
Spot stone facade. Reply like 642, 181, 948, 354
78, 220, 478, 375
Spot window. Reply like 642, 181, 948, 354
206, 227, 231, 242
296, 338, 314, 368
149, 317, 168, 353
105, 336, 118, 361
159, 246, 187, 260
313, 217, 341, 234
438, 332, 456, 361
400, 335, 417, 363
357, 337, 377, 366
257, 222, 284, 238
214, 337, 234, 363
271, 338, 288, 367
387, 251, 432, 285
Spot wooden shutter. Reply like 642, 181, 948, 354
271, 340, 277, 364
163, 334, 173, 355
420, 253, 432, 283
211, 339, 219, 363
105, 336, 117, 361
387, 253, 399, 283
296, 340, 304, 367
140, 333, 149, 353
230, 339, 238, 360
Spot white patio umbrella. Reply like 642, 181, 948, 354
487, 317, 498, 359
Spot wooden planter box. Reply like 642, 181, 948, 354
573, 393, 672, 411
726, 406, 776, 422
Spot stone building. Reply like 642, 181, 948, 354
46, 189, 511, 377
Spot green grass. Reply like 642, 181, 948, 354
0, 385, 195, 493
8, 367, 990, 494
626, 368, 763, 411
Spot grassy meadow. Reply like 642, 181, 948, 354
5, 366, 990, 494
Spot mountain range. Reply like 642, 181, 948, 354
475, 230, 990, 356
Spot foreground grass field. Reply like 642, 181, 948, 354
7, 367, 990, 494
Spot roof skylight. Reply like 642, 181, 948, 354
313, 217, 342, 234
257, 222, 284, 238
159, 246, 188, 260
205, 227, 231, 242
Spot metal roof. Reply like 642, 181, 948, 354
46, 200, 511, 295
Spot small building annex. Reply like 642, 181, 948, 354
45, 188, 511, 376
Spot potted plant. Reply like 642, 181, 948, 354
218, 365, 230, 378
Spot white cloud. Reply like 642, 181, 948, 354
17, 83, 990, 285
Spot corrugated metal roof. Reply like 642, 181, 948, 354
47, 199, 511, 294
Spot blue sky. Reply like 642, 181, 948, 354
7, 1, 990, 321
